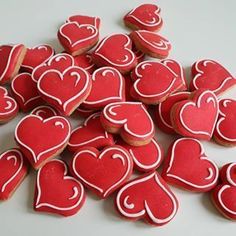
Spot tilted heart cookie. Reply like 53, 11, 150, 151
37, 66, 91, 116
171, 89, 219, 140
162, 138, 219, 192
214, 99, 236, 146
15, 114, 71, 169
124, 4, 163, 31
21, 44, 54, 72
66, 15, 101, 29
130, 30, 171, 58
70, 145, 133, 198
68, 112, 114, 152
190, 59, 236, 95
117, 138, 163, 172
0, 149, 28, 200
0, 86, 18, 123
115, 171, 178, 226
212, 162, 236, 220
130, 61, 185, 104
11, 73, 44, 112
0, 44, 26, 85
31, 105, 59, 119
92, 33, 137, 74
73, 53, 96, 74
83, 67, 125, 110
58, 22, 99, 56
76, 105, 95, 118
100, 102, 155, 146
34, 159, 85, 217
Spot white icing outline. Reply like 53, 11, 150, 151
116, 172, 177, 224
67, 15, 100, 28
31, 105, 58, 118
15, 114, 71, 163
103, 102, 154, 138
72, 146, 132, 198
165, 138, 219, 189
35, 159, 85, 211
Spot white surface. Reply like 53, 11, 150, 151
1, 0, 236, 235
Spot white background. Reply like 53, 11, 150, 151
1, 0, 236, 235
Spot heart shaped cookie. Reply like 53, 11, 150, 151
66, 15, 101, 29
73, 53, 96, 74
70, 145, 133, 198
34, 159, 85, 216
31, 105, 59, 119
100, 102, 155, 146
76, 105, 95, 118
115, 171, 178, 226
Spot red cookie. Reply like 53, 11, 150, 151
162, 138, 219, 192
155, 91, 190, 134
123, 74, 134, 101
76, 105, 95, 118
73, 53, 96, 74
68, 112, 114, 152
130, 61, 185, 104
212, 162, 236, 220
124, 4, 163, 31
0, 86, 18, 123
15, 114, 71, 169
171, 89, 219, 140
0, 44, 26, 85
214, 99, 236, 146
117, 138, 163, 172
66, 15, 101, 29
58, 22, 99, 56
11, 73, 44, 112
100, 102, 155, 146
37, 66, 91, 116
132, 44, 145, 63
21, 44, 54, 73
31, 105, 59, 119
32, 53, 76, 82
0, 149, 28, 200
70, 145, 133, 198
130, 30, 171, 59
83, 67, 126, 110
190, 59, 236, 95
34, 159, 85, 217
115, 171, 178, 226
92, 34, 137, 74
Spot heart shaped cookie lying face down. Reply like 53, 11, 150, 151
123, 4, 163, 31
70, 145, 133, 198
92, 33, 137, 74
115, 171, 178, 226
100, 102, 155, 146
171, 89, 219, 140
34, 159, 85, 217
0, 149, 28, 200
15, 115, 71, 169
212, 162, 236, 220
162, 138, 219, 192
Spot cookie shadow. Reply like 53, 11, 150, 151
183, 65, 192, 87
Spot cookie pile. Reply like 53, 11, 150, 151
0, 3, 236, 225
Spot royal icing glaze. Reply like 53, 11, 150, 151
70, 146, 133, 198
0, 149, 28, 200
73, 53, 96, 74
66, 15, 101, 29
68, 112, 114, 152
115, 171, 178, 226
34, 159, 85, 216
15, 114, 71, 169
190, 59, 236, 95
31, 105, 59, 119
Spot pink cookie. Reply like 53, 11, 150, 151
124, 4, 163, 31
34, 159, 85, 217
21, 44, 54, 72
117, 138, 163, 172
0, 86, 18, 123
70, 145, 133, 198
83, 67, 126, 110
115, 171, 178, 226
15, 114, 71, 169
11, 73, 44, 112
0, 149, 28, 200
68, 112, 114, 152
92, 34, 137, 74
100, 102, 155, 146
171, 89, 219, 140
73, 53, 96, 74
162, 138, 219, 192
31, 105, 59, 119
67, 15, 101, 29
190, 59, 236, 95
